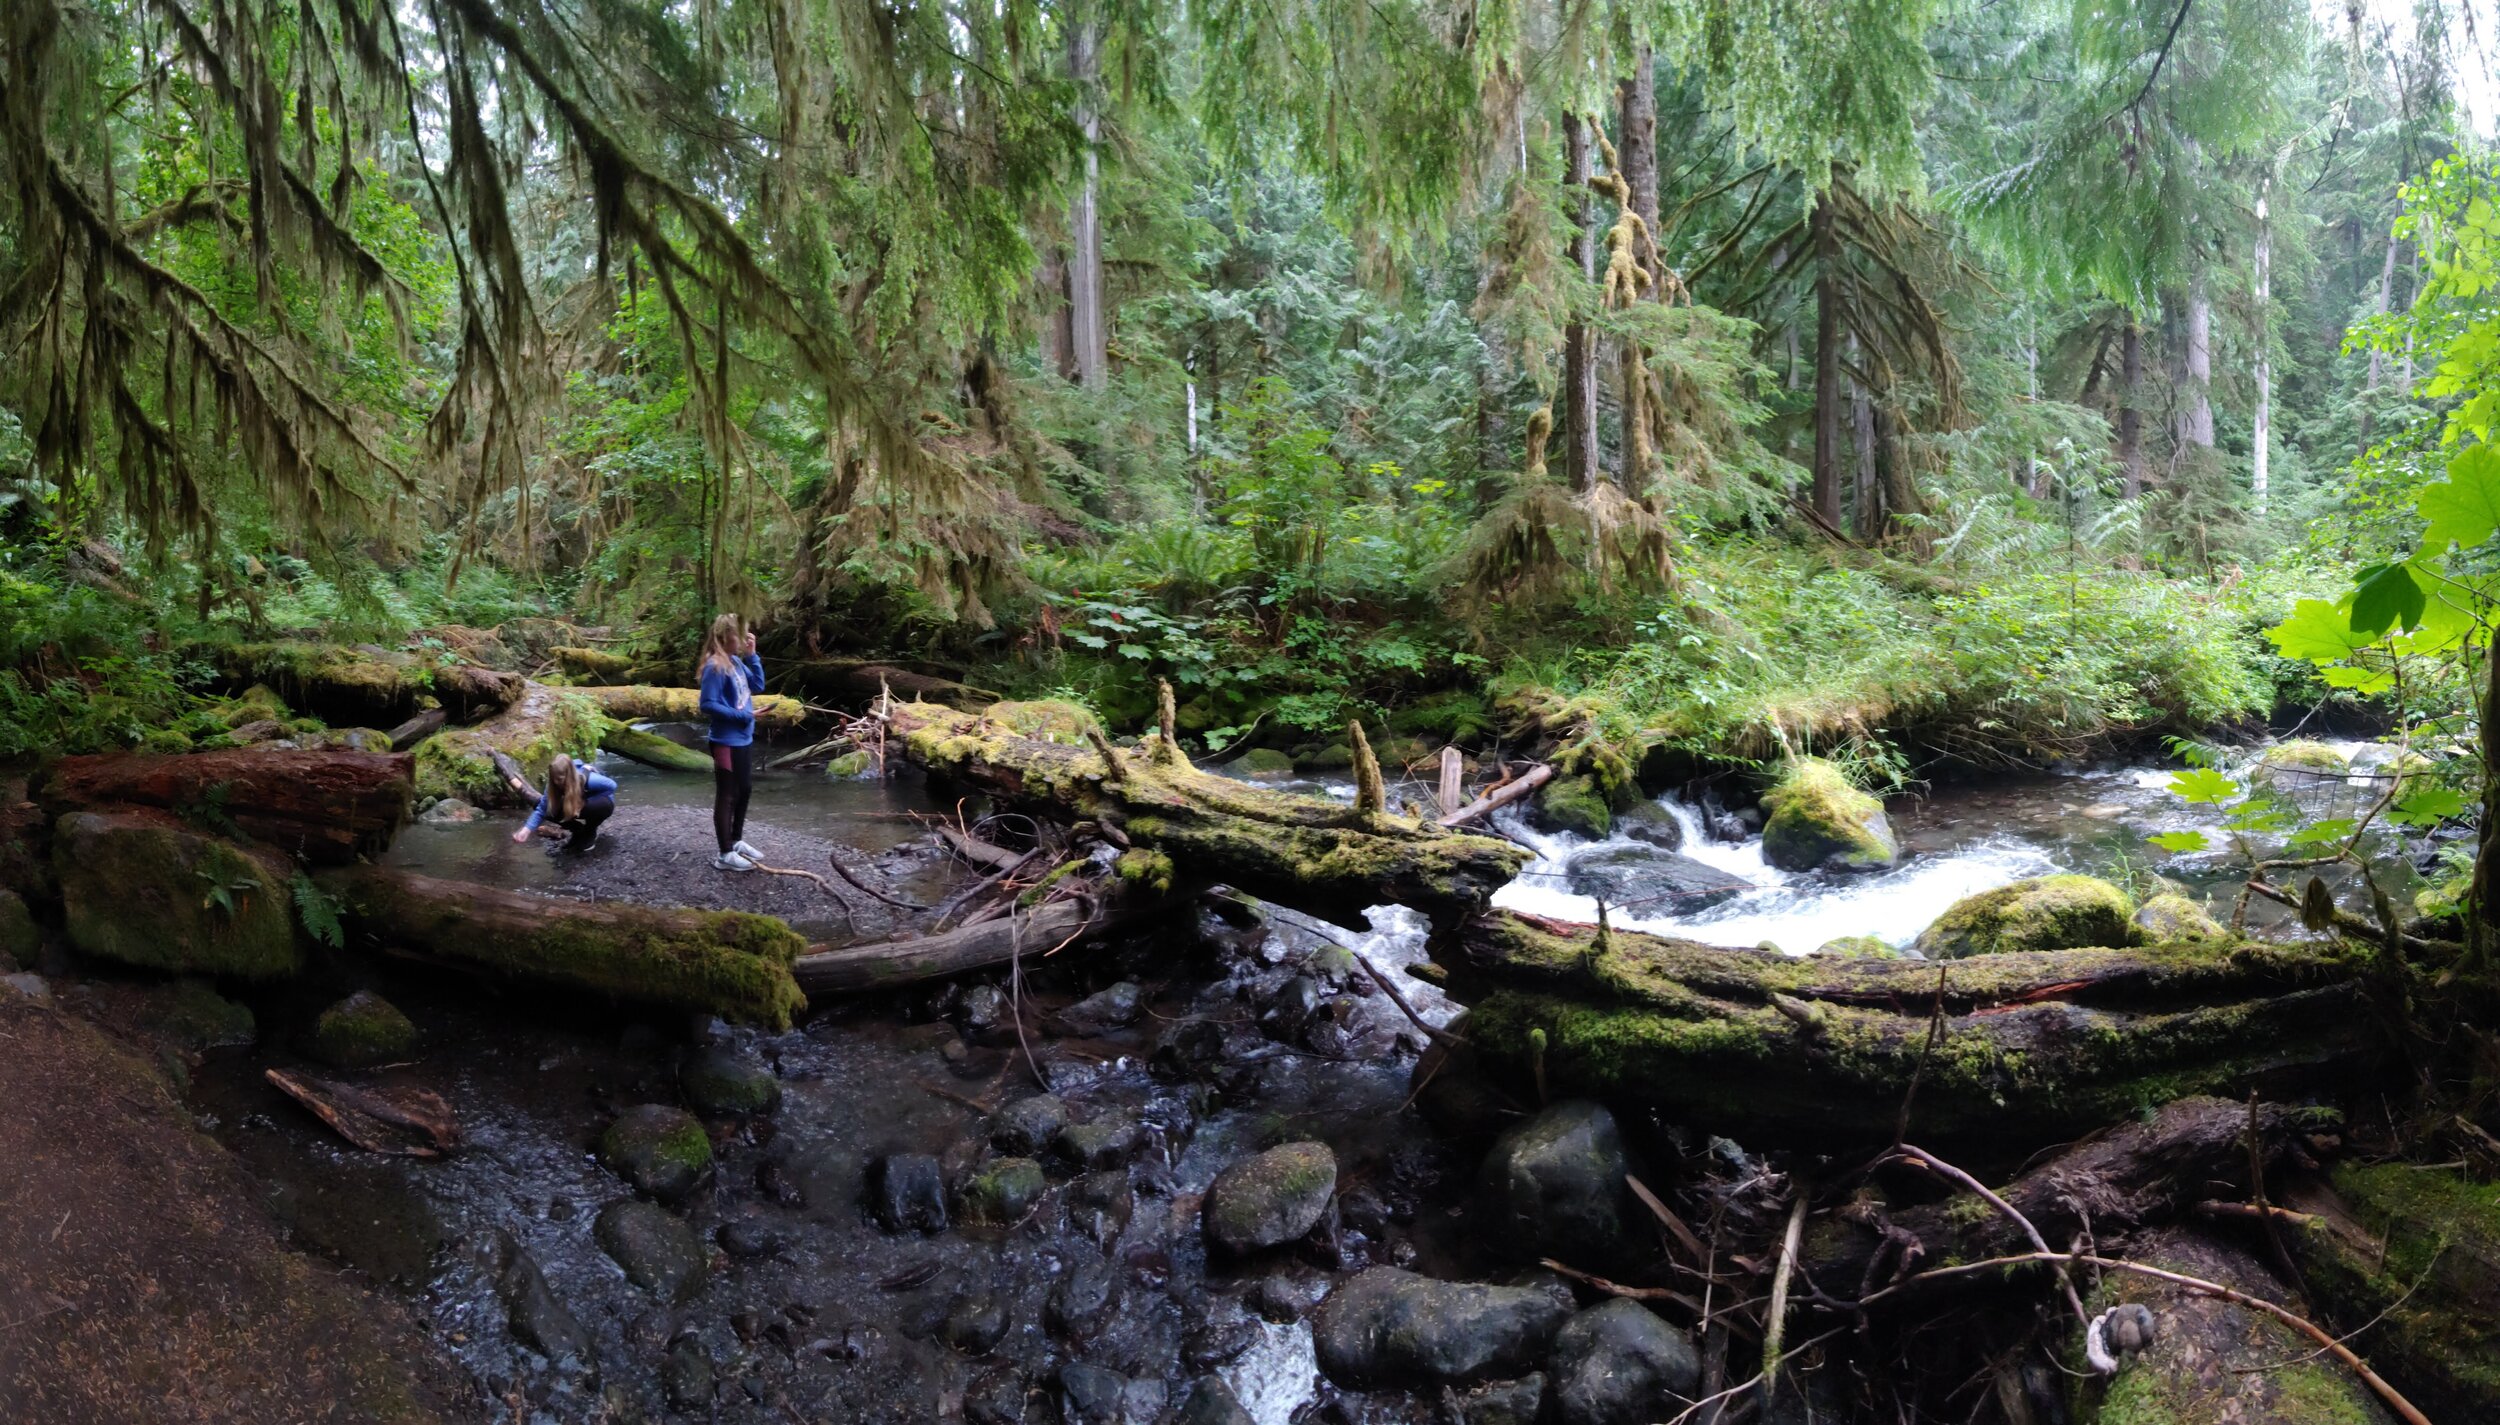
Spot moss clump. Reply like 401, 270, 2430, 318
2133, 892, 2224, 942
304, 991, 418, 1068
823, 749, 872, 778
1814, 934, 1897, 958
1297, 744, 1355, 773
2252, 739, 2351, 792
1114, 848, 1177, 895
1914, 875, 2137, 959
599, 1105, 715, 1203
1223, 747, 1295, 777
553, 646, 635, 682
155, 978, 258, 1050
958, 1157, 1048, 1226
1759, 757, 1897, 872
1537, 774, 1614, 839
2288, 1161, 2500, 1418
980, 699, 1101, 746
54, 812, 301, 978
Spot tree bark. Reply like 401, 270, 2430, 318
1066, 15, 1107, 392
1849, 333, 1875, 537
1617, 55, 1657, 485
2119, 313, 2147, 498
1562, 112, 1599, 492
31, 749, 412, 865
2254, 185, 2273, 512
793, 890, 1177, 994
1810, 196, 1845, 529
883, 702, 1525, 931
1038, 243, 1077, 382
2173, 283, 2214, 452
1432, 911, 2383, 1150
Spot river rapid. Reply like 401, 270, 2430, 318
177, 738, 2423, 1423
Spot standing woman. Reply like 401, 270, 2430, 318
698, 614, 768, 871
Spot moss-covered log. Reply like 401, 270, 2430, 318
32, 749, 411, 864
888, 701, 1526, 929
2284, 1160, 2500, 1420
773, 658, 998, 710
598, 722, 713, 773
205, 642, 521, 725
572, 683, 808, 730
413, 683, 607, 806
1431, 911, 2383, 1148
317, 865, 807, 1027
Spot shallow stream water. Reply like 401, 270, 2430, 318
179, 737, 2425, 1422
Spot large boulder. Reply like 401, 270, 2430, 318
1614, 802, 1685, 851
593, 1199, 707, 1302
1914, 875, 2137, 959
303, 991, 418, 1068
1203, 1141, 1338, 1254
2134, 892, 2225, 942
2251, 739, 2350, 791
53, 811, 300, 978
599, 1104, 714, 1203
1533, 775, 1614, 840
1312, 1266, 1575, 1389
1759, 758, 1896, 872
1478, 1101, 1632, 1264
1564, 845, 1750, 913
1546, 1299, 1701, 1425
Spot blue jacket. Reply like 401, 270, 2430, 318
522, 768, 618, 832
699, 653, 767, 747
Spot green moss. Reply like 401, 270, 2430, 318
1914, 875, 2138, 959
824, 749, 873, 778
981, 699, 1102, 745
1114, 848, 1177, 895
0, 887, 39, 969
599, 720, 712, 773
1224, 747, 1296, 776
1760, 757, 1897, 871
304, 991, 418, 1068
1388, 690, 1495, 745
2260, 739, 2351, 773
2133, 892, 2224, 942
958, 1157, 1048, 1225
414, 688, 604, 805
154, 978, 257, 1050
2289, 1160, 2500, 1416
1814, 934, 1898, 958
136, 728, 196, 754
1297, 744, 1355, 772
54, 812, 301, 978
1538, 774, 1613, 838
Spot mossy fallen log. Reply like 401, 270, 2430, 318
413, 684, 607, 806
2284, 1160, 2500, 1420
206, 641, 521, 725
887, 701, 1526, 930
598, 721, 713, 774
572, 683, 808, 730
317, 865, 807, 1028
32, 749, 412, 864
1431, 911, 2383, 1148
774, 658, 998, 710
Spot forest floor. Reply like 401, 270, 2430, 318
0, 979, 480, 1425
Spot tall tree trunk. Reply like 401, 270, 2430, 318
2119, 314, 2146, 499
2253, 184, 2272, 513
1562, 112, 1599, 493
2476, 623, 2500, 967
1038, 246, 1076, 382
1066, 17, 1107, 392
2363, 234, 2396, 443
1849, 333, 1875, 537
1809, 195, 1844, 529
1616, 55, 1657, 486
2173, 283, 2214, 452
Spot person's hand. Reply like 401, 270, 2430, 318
741, 630, 758, 655
511, 827, 530, 844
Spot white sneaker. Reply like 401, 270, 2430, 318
714, 851, 756, 872
733, 840, 764, 862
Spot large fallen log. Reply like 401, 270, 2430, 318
2284, 1159, 2500, 1420
413, 682, 607, 806
317, 865, 808, 1027
31, 749, 412, 864
886, 702, 1525, 930
1430, 911, 2385, 1148
205, 641, 521, 725
793, 888, 1178, 994
573, 683, 808, 730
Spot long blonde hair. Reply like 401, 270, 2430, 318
697, 613, 747, 685
547, 754, 586, 822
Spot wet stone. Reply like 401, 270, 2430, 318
1260, 976, 1326, 1039
1310, 1265, 1573, 1389
1171, 1378, 1255, 1425
1478, 1100, 1630, 1264
661, 1334, 713, 1412
960, 984, 1016, 1043
944, 1290, 1010, 1355
1055, 1113, 1143, 1172
1066, 1170, 1134, 1245
599, 1104, 714, 1204
870, 1153, 949, 1234
1048, 1250, 1118, 1337
497, 1248, 598, 1383
965, 1366, 1029, 1425
759, 1141, 858, 1219
1249, 1271, 1331, 1323
989, 1094, 1069, 1156
1181, 1314, 1259, 1371
1563, 845, 1747, 913
678, 1045, 780, 1117
1050, 980, 1145, 1036
303, 990, 418, 1069
715, 1218, 780, 1259
1204, 1141, 1337, 1255
960, 1157, 1049, 1226
1448, 1373, 1547, 1425
1057, 1362, 1161, 1424
1547, 1299, 1700, 1425
593, 1199, 708, 1304
154, 978, 257, 1051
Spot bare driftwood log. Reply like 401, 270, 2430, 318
1431, 912, 2384, 1148
793, 889, 1178, 994
265, 1069, 458, 1157
31, 749, 412, 864
317, 865, 808, 1027
1437, 763, 1554, 828
886, 702, 1525, 930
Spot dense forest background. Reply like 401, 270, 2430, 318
1, 0, 2495, 788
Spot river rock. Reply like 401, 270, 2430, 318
1614, 800, 1686, 851
304, 991, 418, 1068
2134, 892, 2225, 942
960, 1157, 1049, 1226
662, 1333, 714, 1411
1758, 758, 1897, 872
53, 811, 300, 977
1224, 747, 1296, 778
1533, 775, 1614, 840
1049, 1249, 1118, 1336
1312, 1266, 1575, 1389
496, 1247, 597, 1380
0, 887, 38, 969
417, 797, 481, 825
966, 1366, 1029, 1424
1914, 874, 2137, 958
599, 1104, 713, 1203
1547, 1299, 1701, 1425
944, 1290, 1011, 1354
593, 1199, 707, 1302
1204, 1141, 1337, 1254
871, 1153, 950, 1233
990, 1094, 1069, 1155
1055, 1112, 1143, 1172
715, 1217, 780, 1259
1448, 1374, 1548, 1425
1058, 1362, 1161, 1424
1051, 981, 1145, 1036
1564, 845, 1749, 912
1067, 1170, 1134, 1244
679, 1044, 780, 1116
960, 983, 1016, 1042
154, 978, 258, 1050
2252, 739, 2351, 790
760, 1140, 860, 1220
1813, 934, 1898, 958
1171, 1377, 1255, 1425
1478, 1101, 1630, 1263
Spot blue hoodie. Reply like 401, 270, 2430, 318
521, 767, 618, 833
699, 652, 767, 747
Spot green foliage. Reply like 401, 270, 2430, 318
291, 873, 346, 951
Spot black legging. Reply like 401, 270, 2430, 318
559, 792, 615, 849
711, 742, 753, 854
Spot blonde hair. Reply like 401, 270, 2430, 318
697, 613, 747, 682
547, 754, 586, 822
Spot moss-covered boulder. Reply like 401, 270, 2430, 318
1203, 1141, 1338, 1254
823, 749, 873, 778
53, 812, 301, 978
1759, 758, 1897, 872
958, 1157, 1049, 1226
0, 887, 39, 969
1913, 875, 2137, 959
154, 978, 258, 1050
1297, 744, 1356, 773
2289, 1161, 2500, 1420
2252, 739, 2351, 791
304, 991, 418, 1068
1813, 934, 1898, 958
414, 684, 606, 807
2134, 892, 2225, 942
600, 1104, 714, 1203
1533, 775, 1614, 840
679, 1045, 780, 1117
1221, 747, 1295, 778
